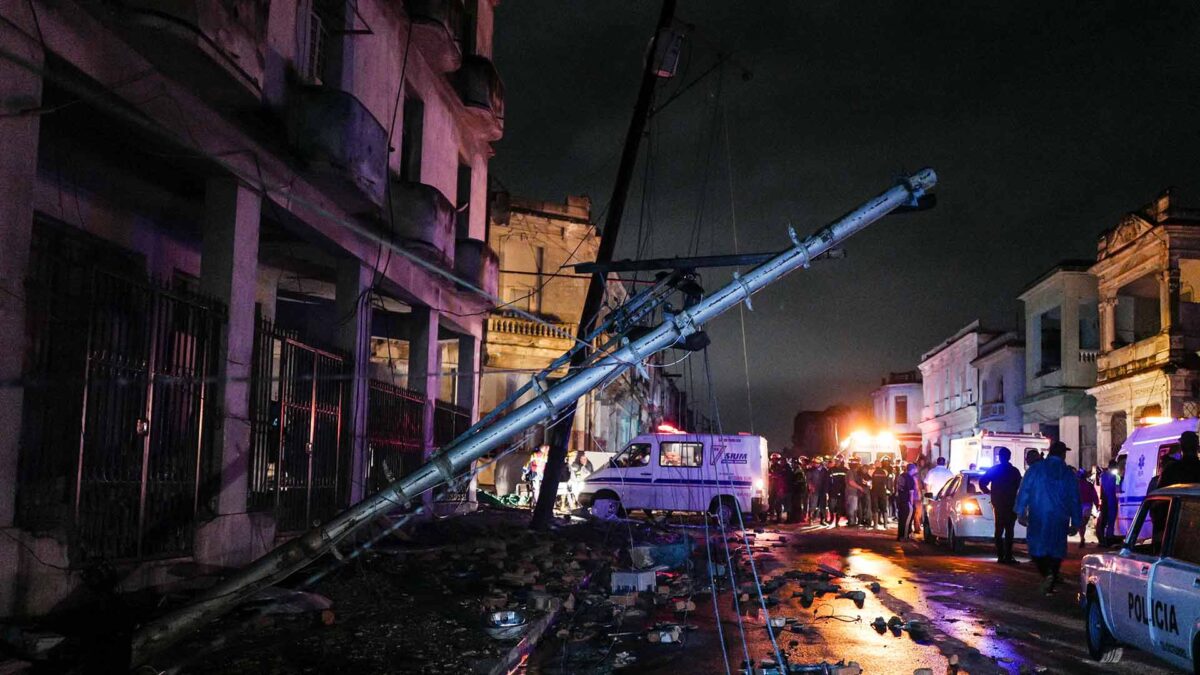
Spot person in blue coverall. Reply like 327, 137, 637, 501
1014, 441, 1081, 595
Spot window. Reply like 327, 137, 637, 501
1128, 498, 1171, 556
456, 162, 473, 239
461, 0, 478, 55
306, 0, 345, 85
400, 95, 424, 182
936, 476, 959, 499
611, 443, 651, 468
1038, 306, 1062, 375
660, 442, 702, 468
1169, 498, 1200, 565
1079, 301, 1100, 351
894, 396, 908, 425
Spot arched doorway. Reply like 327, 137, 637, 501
1110, 411, 1128, 454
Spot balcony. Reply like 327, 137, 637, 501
455, 56, 505, 140
285, 84, 388, 214
117, 0, 264, 109
488, 315, 575, 341
1097, 333, 1169, 384
404, 0, 464, 73
388, 180, 456, 266
979, 402, 1006, 421
1078, 349, 1099, 364
454, 238, 499, 297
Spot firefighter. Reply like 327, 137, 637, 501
828, 456, 848, 527
788, 456, 809, 523
768, 452, 791, 522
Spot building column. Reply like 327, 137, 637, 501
335, 261, 373, 504
455, 333, 480, 422
407, 306, 440, 509
1060, 415, 1082, 463
0, 22, 50, 617
0, 24, 41, 531
455, 333, 480, 510
195, 178, 264, 566
1099, 295, 1117, 353
1162, 263, 1181, 335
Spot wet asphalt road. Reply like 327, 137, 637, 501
615, 522, 1180, 675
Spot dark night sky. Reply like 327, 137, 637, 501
490, 1, 1200, 448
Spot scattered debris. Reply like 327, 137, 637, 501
483, 609, 529, 641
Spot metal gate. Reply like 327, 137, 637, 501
17, 222, 223, 561
248, 318, 347, 532
365, 379, 425, 492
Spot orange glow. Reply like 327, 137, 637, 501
656, 423, 684, 434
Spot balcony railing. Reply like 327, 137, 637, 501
488, 315, 575, 340
285, 84, 388, 213
1079, 349, 1099, 364
405, 0, 464, 73
455, 55, 504, 139
980, 402, 1006, 421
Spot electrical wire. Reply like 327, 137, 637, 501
721, 83, 755, 435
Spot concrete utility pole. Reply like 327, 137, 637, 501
130, 169, 937, 668
530, 0, 677, 530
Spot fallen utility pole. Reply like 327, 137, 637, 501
571, 249, 845, 275
129, 168, 936, 668
530, 0, 678, 530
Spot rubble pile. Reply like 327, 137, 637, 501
167, 509, 638, 674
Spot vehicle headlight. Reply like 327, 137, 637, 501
754, 479, 764, 491
959, 498, 981, 516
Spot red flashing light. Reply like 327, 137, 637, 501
657, 423, 684, 434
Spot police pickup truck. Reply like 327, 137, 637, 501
1080, 484, 1200, 669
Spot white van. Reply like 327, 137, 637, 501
948, 431, 1051, 474
1113, 417, 1200, 537
838, 430, 902, 466
577, 433, 769, 525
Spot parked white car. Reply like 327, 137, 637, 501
923, 470, 1026, 552
1080, 484, 1200, 669
577, 433, 769, 526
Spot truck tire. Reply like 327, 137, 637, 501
1085, 589, 1122, 663
710, 497, 739, 529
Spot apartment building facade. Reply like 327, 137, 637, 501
1087, 190, 1200, 465
0, 0, 502, 616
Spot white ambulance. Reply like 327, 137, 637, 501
1113, 417, 1200, 537
947, 431, 1051, 474
577, 432, 770, 526
1080, 485, 1200, 669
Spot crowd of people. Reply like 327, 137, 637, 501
764, 453, 920, 529
770, 431, 1200, 597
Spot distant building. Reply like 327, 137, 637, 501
1018, 261, 1099, 465
972, 332, 1026, 434
918, 321, 1001, 460
870, 371, 923, 459
1087, 189, 1200, 465
478, 195, 691, 494
792, 406, 862, 458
